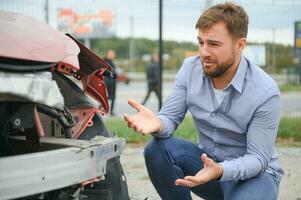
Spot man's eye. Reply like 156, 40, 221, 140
198, 42, 204, 46
211, 43, 219, 46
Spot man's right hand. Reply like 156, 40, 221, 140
123, 99, 163, 135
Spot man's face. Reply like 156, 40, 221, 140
197, 22, 241, 78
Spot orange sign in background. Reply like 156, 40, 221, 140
57, 8, 114, 38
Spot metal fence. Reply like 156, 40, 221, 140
1, 0, 301, 117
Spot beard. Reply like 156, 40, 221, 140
202, 55, 236, 78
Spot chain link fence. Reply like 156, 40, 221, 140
1, 0, 301, 117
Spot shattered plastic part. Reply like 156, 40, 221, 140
0, 71, 64, 109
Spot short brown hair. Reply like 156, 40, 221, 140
195, 2, 249, 39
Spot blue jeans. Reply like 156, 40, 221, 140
144, 137, 279, 200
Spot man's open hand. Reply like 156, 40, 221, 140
175, 153, 223, 187
123, 99, 163, 135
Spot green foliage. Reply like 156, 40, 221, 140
105, 116, 301, 143
263, 42, 297, 73
173, 116, 197, 142
90, 37, 198, 72
104, 117, 151, 143
91, 37, 131, 58
278, 117, 301, 140
90, 37, 297, 73
279, 84, 301, 92
104, 116, 197, 143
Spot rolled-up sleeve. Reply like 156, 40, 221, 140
220, 89, 280, 181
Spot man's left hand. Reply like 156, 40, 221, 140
175, 153, 223, 187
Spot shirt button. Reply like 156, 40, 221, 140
211, 113, 216, 116
215, 143, 219, 147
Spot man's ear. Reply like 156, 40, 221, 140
237, 38, 246, 52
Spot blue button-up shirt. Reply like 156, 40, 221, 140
156, 56, 284, 181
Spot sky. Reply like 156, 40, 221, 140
1, 0, 301, 45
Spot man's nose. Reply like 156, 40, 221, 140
199, 45, 210, 57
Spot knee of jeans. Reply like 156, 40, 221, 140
143, 137, 171, 160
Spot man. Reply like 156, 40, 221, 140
104, 50, 118, 116
124, 2, 283, 200
142, 54, 160, 108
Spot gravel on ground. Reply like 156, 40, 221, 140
120, 143, 301, 200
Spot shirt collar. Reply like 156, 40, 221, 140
229, 56, 248, 94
